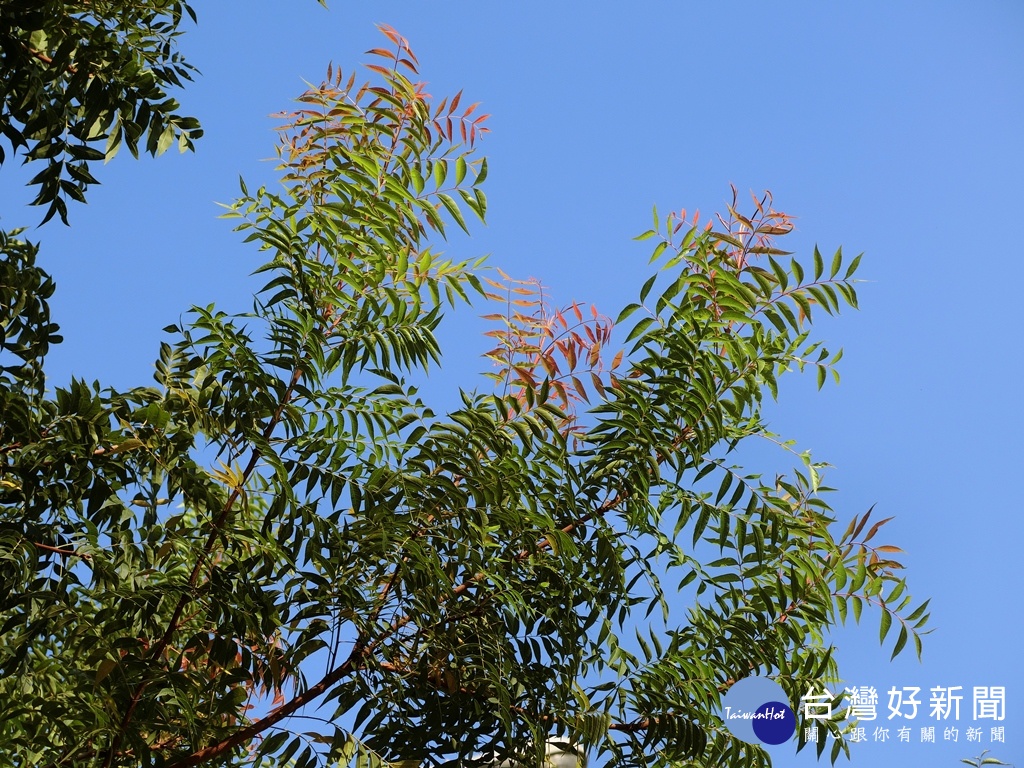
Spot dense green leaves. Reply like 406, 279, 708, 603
0, 0, 212, 224
0, 229, 60, 397
0, 25, 929, 768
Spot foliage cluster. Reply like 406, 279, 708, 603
0, 0, 215, 224
0, 20, 931, 768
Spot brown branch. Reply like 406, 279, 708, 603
20, 41, 80, 75
33, 541, 91, 561
23, 43, 55, 67
165, 643, 363, 768
103, 365, 305, 767
164, 483, 630, 767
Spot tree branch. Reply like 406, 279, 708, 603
33, 541, 91, 561
103, 364, 305, 766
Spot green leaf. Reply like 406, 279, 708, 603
410, 164, 425, 194
433, 158, 448, 189
879, 608, 892, 643
830, 246, 843, 278
812, 246, 824, 280
94, 658, 117, 683
437, 193, 469, 234
844, 252, 863, 279
624, 316, 656, 344
639, 274, 657, 303
615, 303, 642, 324
890, 625, 908, 660
473, 156, 488, 185
155, 126, 176, 157
649, 240, 668, 264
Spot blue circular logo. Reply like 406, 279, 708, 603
751, 700, 796, 745
720, 677, 796, 746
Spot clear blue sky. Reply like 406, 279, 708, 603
1, 3, 1021, 766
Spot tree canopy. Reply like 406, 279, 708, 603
0, 20, 930, 768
